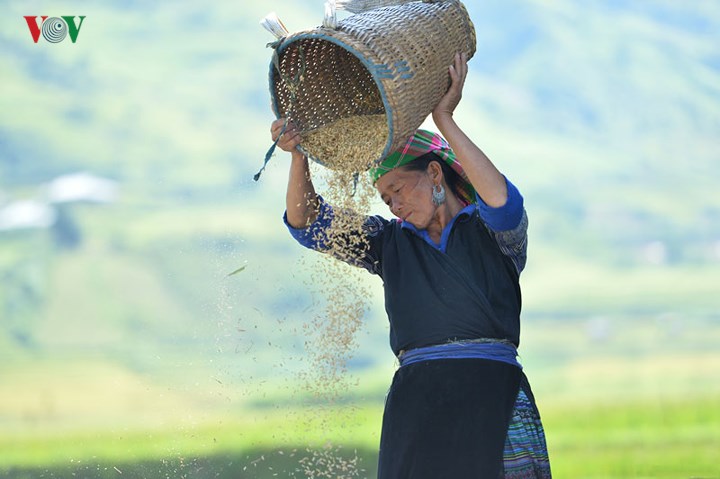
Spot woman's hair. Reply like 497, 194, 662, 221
400, 152, 464, 200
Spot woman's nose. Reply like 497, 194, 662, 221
391, 200, 403, 217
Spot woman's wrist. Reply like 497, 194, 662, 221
432, 111, 456, 128
290, 149, 307, 163
432, 113, 461, 142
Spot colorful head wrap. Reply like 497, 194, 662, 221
369, 129, 477, 204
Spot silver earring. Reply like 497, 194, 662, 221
432, 184, 446, 206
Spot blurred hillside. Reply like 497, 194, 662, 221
0, 0, 719, 435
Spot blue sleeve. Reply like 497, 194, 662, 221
476, 177, 528, 274
283, 196, 388, 275
283, 196, 333, 251
475, 177, 524, 232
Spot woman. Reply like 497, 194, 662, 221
271, 52, 551, 478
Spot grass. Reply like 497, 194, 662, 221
0, 405, 380, 466
2, 339, 719, 478
520, 248, 720, 315
546, 395, 720, 478
1, 448, 380, 479
1, 392, 718, 478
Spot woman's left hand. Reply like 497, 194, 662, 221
432, 52, 468, 121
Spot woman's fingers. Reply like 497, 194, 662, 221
271, 119, 294, 139
271, 118, 290, 139
450, 53, 468, 85
270, 118, 302, 152
271, 118, 285, 130
447, 53, 466, 99
283, 130, 300, 145
432, 52, 469, 119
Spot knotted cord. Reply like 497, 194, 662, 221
255, 42, 306, 181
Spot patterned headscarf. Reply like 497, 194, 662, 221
369, 129, 476, 204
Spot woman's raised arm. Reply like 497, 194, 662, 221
432, 53, 508, 208
271, 118, 320, 228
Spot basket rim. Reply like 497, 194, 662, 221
268, 30, 394, 168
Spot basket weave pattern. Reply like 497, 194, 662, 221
270, 0, 476, 170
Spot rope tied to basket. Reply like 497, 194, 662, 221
255, 42, 307, 182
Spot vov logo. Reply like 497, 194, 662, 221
24, 16, 86, 43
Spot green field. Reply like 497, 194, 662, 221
1, 386, 718, 478
2, 327, 719, 479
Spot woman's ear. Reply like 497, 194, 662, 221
427, 160, 443, 185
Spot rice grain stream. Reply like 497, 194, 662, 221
292, 114, 387, 478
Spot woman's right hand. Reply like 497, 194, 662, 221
271, 118, 302, 154
277, 118, 318, 228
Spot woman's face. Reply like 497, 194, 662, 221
375, 166, 436, 229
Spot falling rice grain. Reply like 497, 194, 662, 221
284, 113, 389, 478
301, 114, 387, 172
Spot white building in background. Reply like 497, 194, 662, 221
0, 200, 56, 231
0, 172, 118, 233
45, 172, 118, 204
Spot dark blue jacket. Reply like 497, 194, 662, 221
285, 177, 528, 356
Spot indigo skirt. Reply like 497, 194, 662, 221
377, 358, 551, 478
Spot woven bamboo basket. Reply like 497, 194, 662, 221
268, 0, 476, 173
